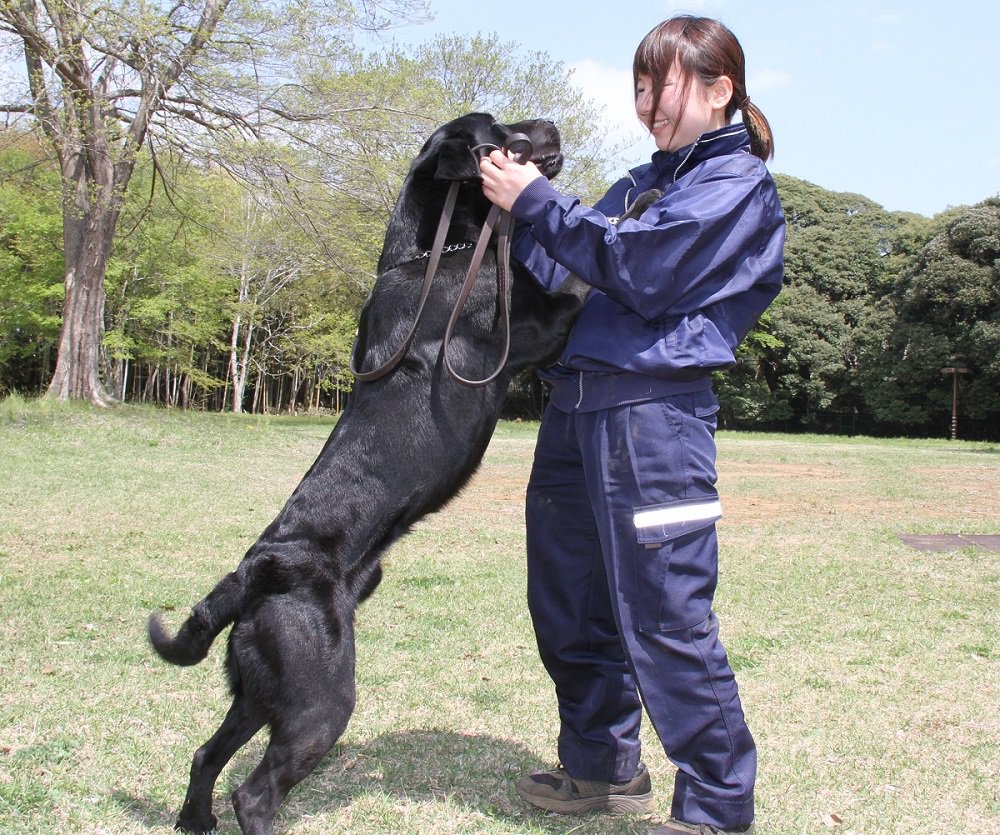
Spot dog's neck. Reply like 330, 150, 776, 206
378, 178, 487, 274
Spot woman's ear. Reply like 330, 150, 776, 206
711, 76, 734, 111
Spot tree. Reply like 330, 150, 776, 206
713, 307, 787, 428
0, 133, 64, 394
0, 0, 229, 404
0, 0, 425, 405
764, 175, 930, 429
302, 32, 620, 224
866, 198, 1000, 436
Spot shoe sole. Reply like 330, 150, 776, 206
515, 785, 655, 815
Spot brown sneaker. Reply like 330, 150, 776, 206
515, 763, 654, 814
652, 819, 754, 834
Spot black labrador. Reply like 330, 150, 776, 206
148, 111, 661, 834
148, 113, 580, 835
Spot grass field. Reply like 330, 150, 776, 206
1, 399, 997, 834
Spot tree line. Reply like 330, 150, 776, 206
1, 1, 997, 438
5, 125, 997, 438
740, 184, 999, 440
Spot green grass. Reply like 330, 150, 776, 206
1, 401, 997, 833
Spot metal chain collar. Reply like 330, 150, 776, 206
415, 242, 475, 260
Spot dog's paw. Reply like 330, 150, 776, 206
609, 188, 662, 225
174, 813, 218, 834
625, 188, 663, 220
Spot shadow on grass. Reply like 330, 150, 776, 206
111, 791, 181, 831
115, 728, 657, 833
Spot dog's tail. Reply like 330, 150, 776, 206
148, 571, 243, 666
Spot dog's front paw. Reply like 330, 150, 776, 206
625, 188, 662, 219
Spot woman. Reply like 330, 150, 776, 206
479, 15, 785, 835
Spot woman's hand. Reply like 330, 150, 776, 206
480, 148, 543, 211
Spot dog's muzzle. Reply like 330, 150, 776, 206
471, 133, 533, 164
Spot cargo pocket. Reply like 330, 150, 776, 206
630, 496, 722, 632
633, 496, 722, 550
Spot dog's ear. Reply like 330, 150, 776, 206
434, 138, 481, 182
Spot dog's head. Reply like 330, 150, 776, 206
379, 113, 563, 271
414, 112, 563, 184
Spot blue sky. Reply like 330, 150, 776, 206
371, 0, 999, 217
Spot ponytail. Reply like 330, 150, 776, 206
739, 98, 774, 162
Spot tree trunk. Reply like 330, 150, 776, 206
46, 207, 118, 406
229, 311, 253, 414
229, 252, 254, 414
144, 366, 159, 403
44, 113, 125, 406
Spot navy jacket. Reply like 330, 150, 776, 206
510, 124, 785, 412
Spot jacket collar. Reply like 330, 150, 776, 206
639, 124, 750, 183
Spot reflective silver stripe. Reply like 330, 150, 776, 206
633, 499, 722, 529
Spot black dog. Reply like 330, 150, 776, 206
149, 111, 663, 834
148, 113, 584, 835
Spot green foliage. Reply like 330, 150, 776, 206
322, 34, 615, 207
866, 198, 1000, 430
0, 137, 64, 395
714, 309, 789, 426
759, 175, 939, 431
103, 160, 235, 404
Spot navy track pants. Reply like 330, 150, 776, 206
524, 391, 755, 829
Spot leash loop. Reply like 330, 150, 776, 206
441, 205, 514, 387
351, 136, 531, 386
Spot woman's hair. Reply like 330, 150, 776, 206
633, 15, 774, 161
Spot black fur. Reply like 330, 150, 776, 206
147, 113, 583, 835
148, 111, 663, 834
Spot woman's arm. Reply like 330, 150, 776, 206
508, 164, 783, 321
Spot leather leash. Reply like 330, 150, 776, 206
442, 202, 513, 387
349, 181, 462, 383
350, 136, 531, 387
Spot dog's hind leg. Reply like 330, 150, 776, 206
231, 701, 353, 835
175, 695, 264, 834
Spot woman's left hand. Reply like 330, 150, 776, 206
480, 149, 543, 211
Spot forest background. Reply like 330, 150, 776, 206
1, 0, 998, 440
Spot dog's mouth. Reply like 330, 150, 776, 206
533, 152, 564, 179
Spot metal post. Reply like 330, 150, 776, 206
940, 366, 971, 440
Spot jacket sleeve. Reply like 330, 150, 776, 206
510, 217, 575, 293
510, 163, 782, 322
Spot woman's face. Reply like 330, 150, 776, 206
635, 65, 728, 153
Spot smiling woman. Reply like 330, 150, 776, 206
476, 14, 785, 835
